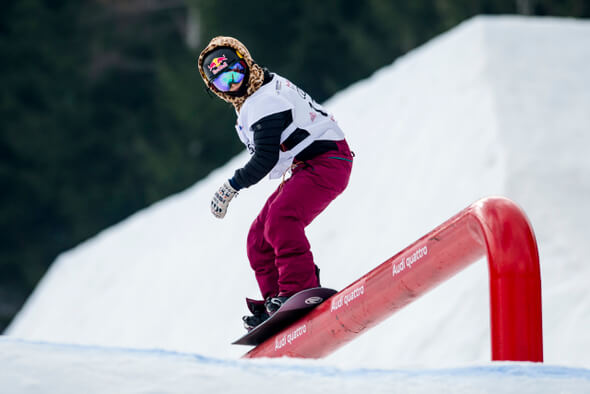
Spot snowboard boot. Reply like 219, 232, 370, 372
263, 266, 319, 316
243, 298, 269, 331
264, 296, 290, 316
242, 311, 269, 331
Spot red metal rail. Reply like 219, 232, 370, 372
243, 196, 543, 361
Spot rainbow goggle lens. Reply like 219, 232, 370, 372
210, 61, 246, 92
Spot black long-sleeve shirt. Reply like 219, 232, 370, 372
230, 110, 292, 190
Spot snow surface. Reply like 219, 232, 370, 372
3, 15, 590, 391
2, 337, 590, 394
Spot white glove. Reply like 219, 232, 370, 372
211, 181, 238, 219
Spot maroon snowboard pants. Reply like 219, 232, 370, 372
247, 139, 353, 299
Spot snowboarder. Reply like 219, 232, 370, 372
197, 36, 353, 330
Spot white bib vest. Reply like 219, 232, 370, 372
235, 73, 344, 179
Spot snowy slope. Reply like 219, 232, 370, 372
2, 337, 590, 394
6, 16, 590, 370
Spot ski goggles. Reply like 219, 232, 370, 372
210, 61, 246, 92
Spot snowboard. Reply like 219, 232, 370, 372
232, 287, 337, 346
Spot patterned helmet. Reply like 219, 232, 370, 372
198, 37, 265, 111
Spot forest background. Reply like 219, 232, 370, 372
1, 0, 588, 331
